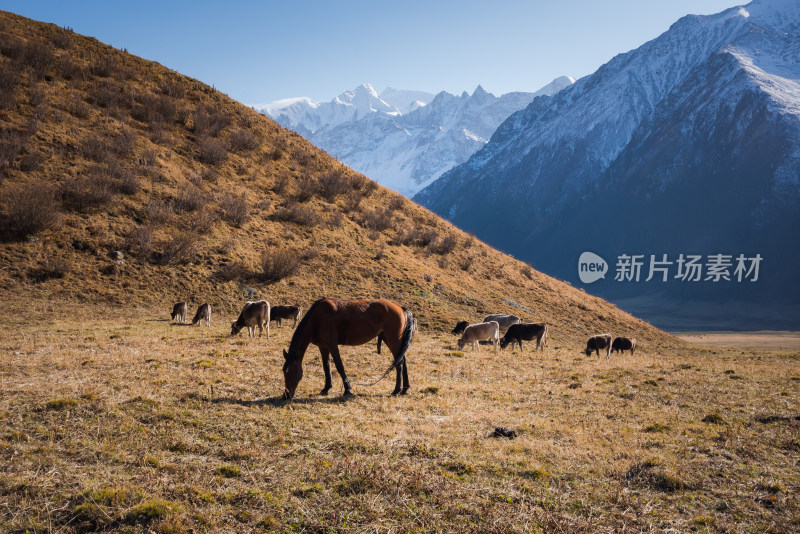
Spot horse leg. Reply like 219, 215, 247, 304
401, 360, 410, 394
392, 364, 402, 396
319, 347, 333, 395
329, 346, 352, 396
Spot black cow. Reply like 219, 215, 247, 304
499, 323, 548, 351
451, 320, 469, 335
584, 333, 612, 359
270, 305, 302, 327
611, 337, 636, 355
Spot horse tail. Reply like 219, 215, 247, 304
391, 309, 415, 369
376, 332, 384, 354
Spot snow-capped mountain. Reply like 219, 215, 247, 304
256, 78, 574, 196
415, 0, 800, 330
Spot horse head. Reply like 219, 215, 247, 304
282, 349, 303, 399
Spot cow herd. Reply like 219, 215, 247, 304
453, 314, 549, 353
171, 300, 302, 337
451, 313, 635, 359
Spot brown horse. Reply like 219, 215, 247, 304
282, 297, 415, 399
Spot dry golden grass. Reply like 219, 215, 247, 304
1, 299, 798, 533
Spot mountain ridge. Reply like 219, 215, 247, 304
415, 0, 800, 330
258, 77, 574, 196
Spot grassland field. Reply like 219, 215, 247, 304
1, 299, 798, 533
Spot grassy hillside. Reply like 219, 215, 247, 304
0, 10, 671, 347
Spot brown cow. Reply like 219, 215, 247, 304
171, 302, 187, 323
499, 323, 548, 351
611, 337, 636, 355
192, 303, 211, 327
231, 300, 270, 338
584, 333, 612, 359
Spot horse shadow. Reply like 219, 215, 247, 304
212, 391, 387, 408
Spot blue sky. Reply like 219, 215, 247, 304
4, 0, 738, 105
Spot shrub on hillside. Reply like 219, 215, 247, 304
220, 192, 250, 227
0, 183, 61, 240
259, 247, 300, 283
317, 170, 353, 202
359, 208, 393, 232
60, 174, 114, 211
29, 255, 71, 282
173, 185, 208, 213
158, 231, 202, 265
81, 134, 109, 162
227, 129, 259, 152
132, 92, 177, 124
521, 264, 534, 280
23, 41, 53, 79
215, 260, 249, 282
19, 151, 45, 173
90, 81, 121, 109
126, 225, 154, 257
159, 77, 185, 99
0, 129, 25, 169
0, 63, 18, 109
272, 200, 320, 227
198, 137, 227, 165
89, 55, 117, 78
192, 106, 230, 137
294, 174, 316, 202
50, 29, 73, 50
145, 198, 173, 226
57, 55, 86, 81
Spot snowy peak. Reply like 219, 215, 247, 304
334, 83, 394, 114
379, 87, 435, 113
257, 77, 574, 196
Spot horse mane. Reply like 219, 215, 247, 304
286, 297, 324, 361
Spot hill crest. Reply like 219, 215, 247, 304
0, 10, 672, 347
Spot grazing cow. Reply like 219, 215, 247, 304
611, 337, 636, 355
192, 303, 211, 327
452, 320, 469, 335
171, 302, 187, 323
270, 305, 302, 327
231, 300, 270, 338
584, 333, 613, 359
482, 314, 521, 333
499, 323, 548, 352
457, 321, 500, 351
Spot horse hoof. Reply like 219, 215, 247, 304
343, 391, 355, 399
400, 388, 409, 395
391, 389, 401, 396
319, 389, 330, 396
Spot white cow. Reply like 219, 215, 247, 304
457, 321, 500, 351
